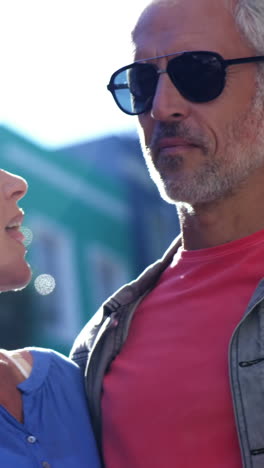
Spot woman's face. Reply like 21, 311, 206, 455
0, 169, 31, 292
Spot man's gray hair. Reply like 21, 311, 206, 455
233, 1, 264, 54
233, 0, 264, 87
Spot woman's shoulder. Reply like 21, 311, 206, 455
26, 348, 86, 404
27, 347, 80, 371
0, 348, 33, 380
3, 347, 83, 393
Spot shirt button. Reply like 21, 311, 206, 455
27, 435, 37, 444
42, 462, 51, 468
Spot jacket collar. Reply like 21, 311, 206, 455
104, 235, 182, 313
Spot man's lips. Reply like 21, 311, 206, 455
156, 137, 198, 151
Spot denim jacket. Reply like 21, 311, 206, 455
71, 235, 264, 468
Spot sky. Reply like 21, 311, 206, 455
0, 1, 149, 148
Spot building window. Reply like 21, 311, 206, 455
86, 244, 130, 309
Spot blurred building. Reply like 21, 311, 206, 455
0, 126, 179, 354
55, 132, 179, 271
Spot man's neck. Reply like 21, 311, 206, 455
177, 188, 264, 251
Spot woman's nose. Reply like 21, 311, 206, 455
1, 170, 28, 201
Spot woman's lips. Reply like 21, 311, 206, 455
6, 227, 25, 245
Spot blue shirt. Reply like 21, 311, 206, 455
0, 347, 101, 467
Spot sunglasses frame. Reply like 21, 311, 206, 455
107, 50, 264, 115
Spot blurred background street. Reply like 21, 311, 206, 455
0, 0, 179, 354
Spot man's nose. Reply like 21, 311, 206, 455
150, 72, 191, 122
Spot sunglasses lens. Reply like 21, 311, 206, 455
108, 52, 226, 114
168, 52, 225, 102
110, 63, 158, 115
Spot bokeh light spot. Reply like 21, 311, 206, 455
20, 226, 33, 247
34, 274, 56, 295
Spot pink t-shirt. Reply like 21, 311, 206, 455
102, 230, 264, 468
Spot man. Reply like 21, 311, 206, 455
71, 0, 264, 466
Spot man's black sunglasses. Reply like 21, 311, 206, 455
107, 50, 264, 115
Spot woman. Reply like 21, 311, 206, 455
0, 169, 101, 467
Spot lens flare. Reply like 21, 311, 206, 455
34, 274, 56, 295
20, 226, 33, 247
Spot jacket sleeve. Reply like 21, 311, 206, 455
69, 307, 105, 374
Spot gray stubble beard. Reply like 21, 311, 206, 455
142, 90, 264, 207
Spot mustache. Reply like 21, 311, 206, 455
148, 122, 210, 154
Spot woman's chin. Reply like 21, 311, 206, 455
0, 264, 32, 292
